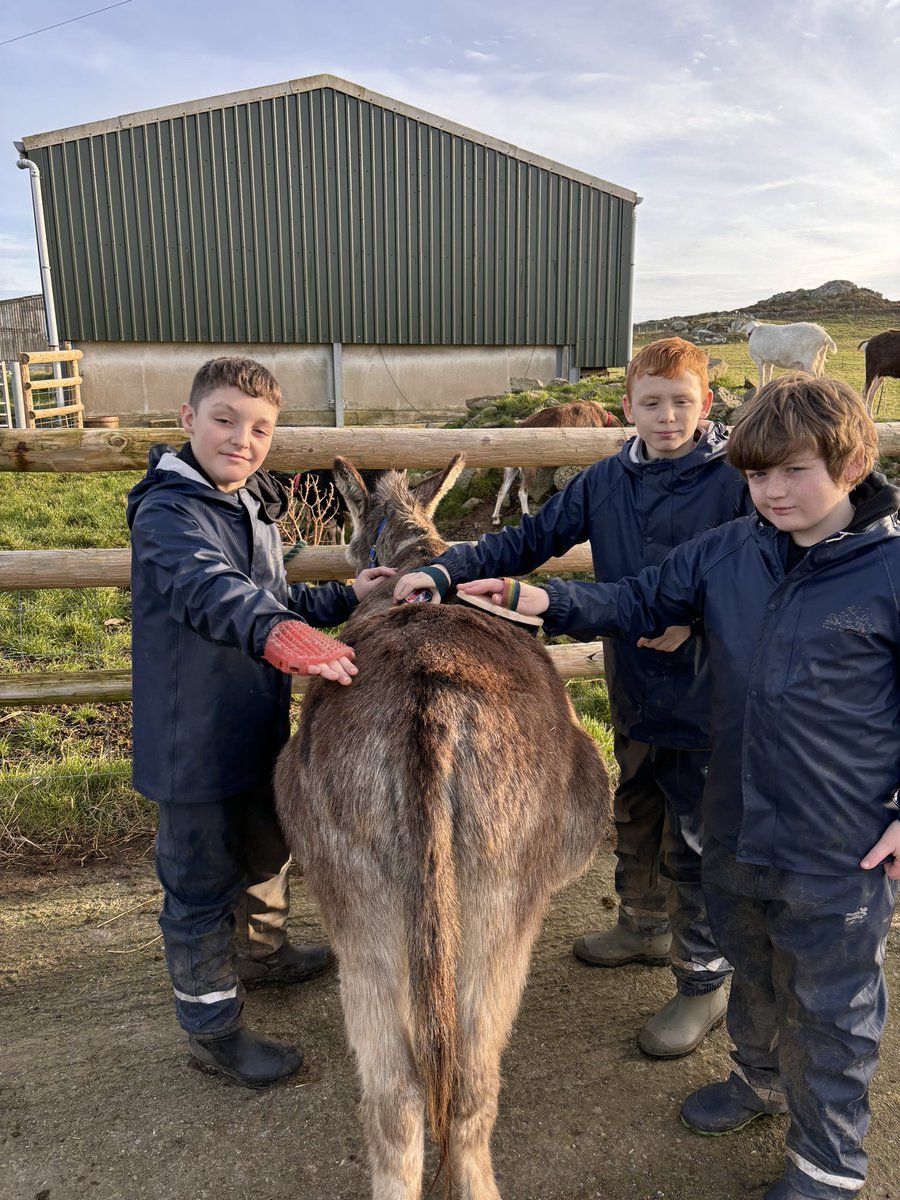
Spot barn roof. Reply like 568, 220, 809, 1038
21, 73, 638, 204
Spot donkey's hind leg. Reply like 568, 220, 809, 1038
491, 468, 520, 525
338, 924, 425, 1200
450, 896, 546, 1200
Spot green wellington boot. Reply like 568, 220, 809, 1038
638, 987, 727, 1058
573, 923, 672, 967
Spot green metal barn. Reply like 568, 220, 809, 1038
18, 74, 639, 424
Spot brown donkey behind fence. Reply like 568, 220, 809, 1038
274, 455, 612, 1200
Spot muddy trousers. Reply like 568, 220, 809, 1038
703, 838, 897, 1198
611, 733, 730, 996
155, 780, 291, 1037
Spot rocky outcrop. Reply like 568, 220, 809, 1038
636, 281, 900, 343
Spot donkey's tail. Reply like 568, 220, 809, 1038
404, 693, 461, 1192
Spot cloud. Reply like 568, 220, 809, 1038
1, 0, 898, 319
0, 234, 41, 298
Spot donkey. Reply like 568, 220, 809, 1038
859, 330, 900, 414
274, 455, 612, 1200
491, 400, 622, 524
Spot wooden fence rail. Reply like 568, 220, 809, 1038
0, 642, 605, 708
4, 422, 900, 474
0, 425, 634, 472
0, 544, 594, 591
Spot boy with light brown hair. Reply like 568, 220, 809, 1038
395, 337, 751, 1058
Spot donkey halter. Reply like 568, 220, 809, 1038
368, 517, 388, 568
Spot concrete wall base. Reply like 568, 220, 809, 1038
76, 342, 560, 426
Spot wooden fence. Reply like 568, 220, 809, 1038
5, 420, 900, 708
0, 424, 637, 707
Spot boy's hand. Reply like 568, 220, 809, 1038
456, 578, 550, 618
393, 567, 451, 605
353, 566, 396, 602
637, 625, 692, 653
861, 819, 900, 879
263, 620, 357, 685
305, 655, 358, 685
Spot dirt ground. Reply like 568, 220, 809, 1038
3, 850, 900, 1200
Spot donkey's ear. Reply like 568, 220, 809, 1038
411, 453, 466, 517
332, 457, 369, 526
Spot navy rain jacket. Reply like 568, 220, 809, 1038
541, 474, 900, 875
431, 423, 750, 748
128, 447, 357, 804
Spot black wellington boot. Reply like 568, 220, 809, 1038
236, 942, 333, 990
188, 1027, 302, 1087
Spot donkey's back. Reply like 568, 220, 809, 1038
274, 457, 611, 1200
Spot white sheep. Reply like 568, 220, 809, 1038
739, 320, 837, 386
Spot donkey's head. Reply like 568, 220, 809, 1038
333, 454, 466, 577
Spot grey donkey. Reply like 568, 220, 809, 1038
274, 455, 612, 1200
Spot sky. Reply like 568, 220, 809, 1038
1, 0, 898, 323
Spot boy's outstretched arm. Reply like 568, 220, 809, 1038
393, 470, 595, 603
860, 819, 900, 879
409, 532, 706, 640
455, 577, 550, 617
457, 576, 693, 651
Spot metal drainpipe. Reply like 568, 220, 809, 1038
625, 196, 643, 369
15, 140, 64, 409
331, 342, 344, 427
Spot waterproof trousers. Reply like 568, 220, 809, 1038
612, 732, 731, 996
155, 779, 291, 1037
703, 838, 897, 1198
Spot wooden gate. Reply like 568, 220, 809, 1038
20, 348, 84, 429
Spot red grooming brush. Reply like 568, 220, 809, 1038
263, 621, 354, 674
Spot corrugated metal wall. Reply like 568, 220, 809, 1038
0, 295, 47, 361
26, 85, 635, 367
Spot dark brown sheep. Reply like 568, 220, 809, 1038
491, 400, 622, 524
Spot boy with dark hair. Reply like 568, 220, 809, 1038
394, 337, 751, 1057
128, 356, 392, 1087
456, 374, 900, 1199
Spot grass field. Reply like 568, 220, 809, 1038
0, 471, 146, 858
635, 313, 900, 417
0, 472, 136, 674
